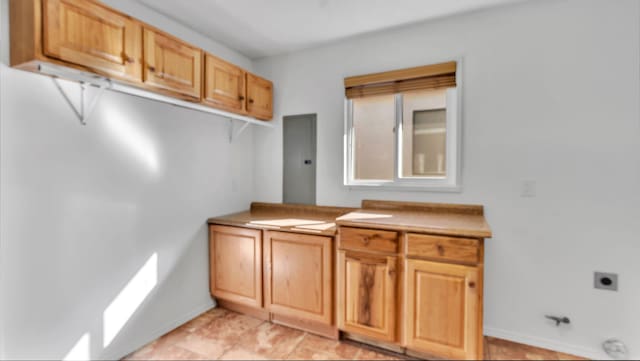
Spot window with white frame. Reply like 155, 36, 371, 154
344, 61, 461, 190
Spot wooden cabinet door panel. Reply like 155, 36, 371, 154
338, 250, 397, 342
143, 27, 201, 99
209, 225, 262, 308
246, 73, 273, 120
204, 54, 246, 113
44, 0, 142, 82
264, 231, 332, 324
405, 260, 480, 360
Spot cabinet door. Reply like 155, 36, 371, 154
264, 231, 332, 324
209, 225, 262, 308
246, 73, 273, 120
405, 260, 480, 360
204, 54, 246, 113
143, 27, 202, 99
337, 250, 397, 342
43, 0, 142, 82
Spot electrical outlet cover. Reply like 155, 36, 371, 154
594, 272, 618, 291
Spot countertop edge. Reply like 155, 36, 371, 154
335, 219, 492, 239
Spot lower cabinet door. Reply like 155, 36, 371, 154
209, 225, 262, 308
405, 259, 481, 360
337, 250, 397, 342
264, 231, 332, 324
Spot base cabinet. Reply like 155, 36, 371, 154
405, 259, 481, 360
264, 231, 333, 325
337, 250, 397, 342
209, 225, 262, 308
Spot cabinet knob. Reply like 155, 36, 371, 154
124, 55, 135, 64
238, 95, 245, 101
249, 98, 254, 104
437, 245, 445, 255
388, 269, 396, 278
148, 65, 156, 72
468, 281, 476, 289
362, 236, 370, 245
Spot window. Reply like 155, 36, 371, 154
344, 61, 460, 190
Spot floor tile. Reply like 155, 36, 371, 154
487, 337, 560, 360
286, 346, 346, 360
177, 308, 229, 334
124, 308, 589, 361
296, 333, 360, 359
218, 346, 269, 360
355, 348, 405, 360
174, 331, 234, 359
556, 351, 589, 360
235, 322, 306, 359
146, 345, 210, 360
197, 311, 265, 344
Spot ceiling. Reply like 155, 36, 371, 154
138, 0, 525, 59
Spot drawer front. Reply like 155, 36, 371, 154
407, 233, 479, 264
339, 227, 398, 253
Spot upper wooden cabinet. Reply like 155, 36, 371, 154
247, 73, 273, 120
209, 225, 262, 308
43, 0, 142, 82
143, 27, 202, 100
12, 0, 276, 118
204, 54, 246, 113
405, 259, 481, 360
264, 231, 332, 325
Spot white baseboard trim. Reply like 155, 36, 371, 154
102, 299, 217, 360
484, 326, 604, 360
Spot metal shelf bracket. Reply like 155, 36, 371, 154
228, 118, 251, 142
38, 63, 273, 133
52, 77, 111, 125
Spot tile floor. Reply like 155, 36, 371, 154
124, 308, 587, 360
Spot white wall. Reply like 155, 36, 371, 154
253, 0, 640, 359
0, 0, 258, 359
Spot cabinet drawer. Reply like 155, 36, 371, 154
339, 227, 398, 253
407, 234, 479, 264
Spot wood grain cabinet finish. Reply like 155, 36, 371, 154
43, 0, 142, 82
10, 0, 274, 119
339, 227, 398, 253
143, 27, 202, 99
209, 225, 262, 308
246, 73, 273, 120
405, 259, 481, 360
203, 54, 246, 113
264, 231, 333, 325
407, 233, 479, 265
337, 250, 397, 342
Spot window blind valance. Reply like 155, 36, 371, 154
344, 61, 456, 99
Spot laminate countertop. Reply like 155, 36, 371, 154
208, 200, 492, 239
336, 200, 492, 238
207, 202, 356, 236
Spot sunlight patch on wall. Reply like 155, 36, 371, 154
103, 106, 159, 174
62, 333, 90, 361
103, 253, 158, 347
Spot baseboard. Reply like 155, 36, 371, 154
484, 326, 603, 360
102, 299, 217, 360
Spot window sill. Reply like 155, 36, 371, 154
344, 183, 462, 193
